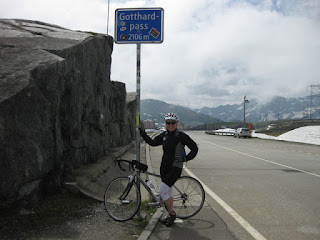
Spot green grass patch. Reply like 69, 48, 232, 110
134, 200, 157, 228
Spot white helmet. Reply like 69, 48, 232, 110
164, 113, 179, 121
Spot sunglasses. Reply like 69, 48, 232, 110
166, 121, 177, 125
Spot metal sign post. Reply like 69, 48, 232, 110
114, 9, 163, 216
136, 43, 141, 165
115, 7, 164, 164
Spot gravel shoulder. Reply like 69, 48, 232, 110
0, 143, 153, 240
0, 190, 147, 240
0, 189, 145, 240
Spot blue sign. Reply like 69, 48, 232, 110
115, 8, 164, 44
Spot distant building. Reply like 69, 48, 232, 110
179, 122, 185, 129
143, 119, 156, 129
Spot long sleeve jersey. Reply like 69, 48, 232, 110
140, 129, 198, 186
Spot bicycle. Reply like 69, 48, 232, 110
104, 158, 205, 222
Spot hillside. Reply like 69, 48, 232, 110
254, 119, 320, 136
141, 99, 219, 128
196, 96, 320, 122
141, 95, 320, 129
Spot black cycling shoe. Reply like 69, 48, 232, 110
165, 213, 176, 227
161, 216, 169, 225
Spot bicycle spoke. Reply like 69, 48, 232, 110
104, 177, 141, 221
172, 176, 205, 219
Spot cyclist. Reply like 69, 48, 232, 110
139, 113, 198, 226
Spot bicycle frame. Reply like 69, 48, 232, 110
130, 170, 162, 203
104, 159, 205, 221
130, 169, 187, 206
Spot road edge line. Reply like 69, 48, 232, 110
195, 137, 320, 178
185, 168, 268, 240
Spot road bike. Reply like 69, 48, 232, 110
104, 158, 205, 222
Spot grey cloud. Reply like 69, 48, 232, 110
2, 0, 318, 108
191, 84, 231, 97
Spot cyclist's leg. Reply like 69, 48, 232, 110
159, 182, 176, 226
159, 182, 173, 207
160, 166, 181, 212
164, 197, 174, 213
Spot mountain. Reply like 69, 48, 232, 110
196, 96, 320, 122
141, 99, 219, 128
141, 96, 320, 128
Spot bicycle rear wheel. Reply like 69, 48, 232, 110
104, 177, 141, 221
172, 176, 205, 219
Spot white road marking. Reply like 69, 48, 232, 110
174, 219, 184, 223
185, 168, 267, 240
194, 137, 320, 178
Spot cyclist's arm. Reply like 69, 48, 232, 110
140, 129, 163, 146
181, 133, 198, 161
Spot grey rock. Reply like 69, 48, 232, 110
0, 19, 136, 207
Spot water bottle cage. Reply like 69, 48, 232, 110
145, 179, 155, 190
128, 175, 134, 182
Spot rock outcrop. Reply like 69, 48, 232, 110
0, 19, 136, 207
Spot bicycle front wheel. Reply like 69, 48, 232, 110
104, 177, 141, 221
172, 176, 205, 219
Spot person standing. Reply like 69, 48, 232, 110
139, 113, 198, 226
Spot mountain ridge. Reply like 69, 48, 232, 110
141, 96, 320, 127
195, 96, 320, 122
141, 99, 219, 128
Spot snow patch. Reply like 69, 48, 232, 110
277, 126, 320, 145
252, 126, 320, 145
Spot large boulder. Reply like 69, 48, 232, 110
0, 19, 136, 207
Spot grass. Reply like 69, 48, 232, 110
140, 199, 157, 215
134, 200, 158, 228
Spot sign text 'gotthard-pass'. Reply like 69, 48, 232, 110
115, 8, 164, 44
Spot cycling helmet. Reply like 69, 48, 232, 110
164, 113, 179, 121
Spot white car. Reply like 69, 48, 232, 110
234, 128, 251, 138
159, 127, 166, 132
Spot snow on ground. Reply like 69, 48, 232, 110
252, 126, 320, 145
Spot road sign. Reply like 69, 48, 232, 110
115, 8, 164, 44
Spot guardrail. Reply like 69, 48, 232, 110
205, 130, 235, 136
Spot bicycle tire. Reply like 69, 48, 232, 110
104, 177, 141, 221
172, 176, 205, 219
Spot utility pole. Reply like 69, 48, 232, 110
244, 96, 249, 125
307, 84, 320, 119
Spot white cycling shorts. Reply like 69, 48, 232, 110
159, 182, 173, 201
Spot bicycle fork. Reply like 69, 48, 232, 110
119, 175, 134, 204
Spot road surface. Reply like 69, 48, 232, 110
148, 131, 320, 240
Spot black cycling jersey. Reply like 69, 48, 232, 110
140, 129, 198, 187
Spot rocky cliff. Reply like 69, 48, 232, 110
0, 19, 136, 207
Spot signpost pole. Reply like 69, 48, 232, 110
136, 43, 141, 217
114, 7, 163, 217
136, 43, 141, 164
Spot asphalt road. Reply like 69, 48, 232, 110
148, 131, 320, 240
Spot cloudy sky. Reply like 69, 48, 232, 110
1, 0, 320, 108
